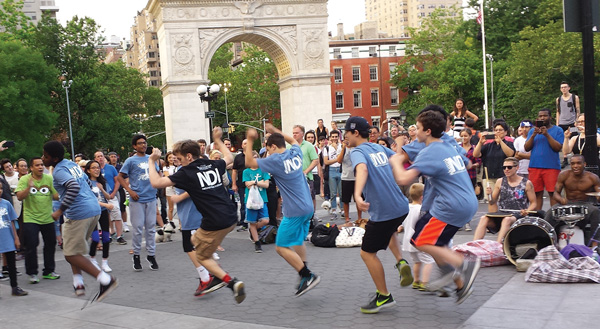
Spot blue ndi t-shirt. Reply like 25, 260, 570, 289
101, 164, 118, 193
350, 143, 409, 222
527, 126, 563, 170
175, 187, 202, 231
409, 141, 478, 227
120, 154, 159, 203
0, 199, 18, 253
53, 159, 101, 220
257, 145, 313, 218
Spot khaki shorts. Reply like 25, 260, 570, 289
108, 198, 122, 221
62, 215, 100, 256
191, 224, 235, 261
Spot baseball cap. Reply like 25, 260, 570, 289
345, 116, 370, 134
520, 120, 533, 127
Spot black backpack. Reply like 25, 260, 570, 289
258, 225, 277, 244
310, 224, 339, 248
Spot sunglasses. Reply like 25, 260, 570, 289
502, 165, 515, 170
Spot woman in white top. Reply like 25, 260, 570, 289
163, 152, 177, 222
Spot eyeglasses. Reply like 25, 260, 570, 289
502, 165, 515, 170
136, 141, 147, 145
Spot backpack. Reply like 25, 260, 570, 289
258, 225, 277, 244
310, 224, 339, 248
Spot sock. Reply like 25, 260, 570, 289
222, 273, 232, 284
299, 265, 311, 278
73, 274, 84, 287
376, 290, 390, 297
197, 266, 210, 282
96, 271, 111, 285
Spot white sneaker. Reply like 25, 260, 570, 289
464, 223, 472, 232
90, 258, 100, 270
123, 224, 130, 232
212, 252, 220, 260
102, 262, 112, 273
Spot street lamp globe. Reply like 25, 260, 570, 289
196, 85, 208, 96
210, 84, 220, 94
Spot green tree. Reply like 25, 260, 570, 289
0, 0, 35, 43
0, 40, 58, 160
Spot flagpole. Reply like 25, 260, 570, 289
480, 1, 489, 129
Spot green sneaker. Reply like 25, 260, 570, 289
412, 281, 421, 289
42, 272, 61, 280
360, 292, 396, 314
394, 259, 414, 287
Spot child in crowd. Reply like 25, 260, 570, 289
242, 151, 270, 253
0, 180, 28, 296
398, 183, 434, 291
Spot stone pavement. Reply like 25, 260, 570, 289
1, 197, 599, 329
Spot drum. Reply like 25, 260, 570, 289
551, 205, 588, 224
503, 216, 556, 265
486, 212, 511, 218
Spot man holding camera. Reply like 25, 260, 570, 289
524, 108, 564, 210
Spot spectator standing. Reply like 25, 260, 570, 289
556, 81, 580, 168
514, 121, 532, 179
450, 98, 478, 137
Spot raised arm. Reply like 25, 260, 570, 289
245, 129, 259, 169
265, 123, 297, 146
148, 149, 174, 189
213, 127, 233, 166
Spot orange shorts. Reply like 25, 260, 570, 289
528, 168, 560, 193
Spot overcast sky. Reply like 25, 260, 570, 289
55, 0, 367, 40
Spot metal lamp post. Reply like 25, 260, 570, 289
62, 79, 75, 161
197, 84, 221, 141
219, 82, 231, 138
486, 54, 495, 121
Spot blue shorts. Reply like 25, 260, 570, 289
275, 214, 312, 247
245, 204, 269, 223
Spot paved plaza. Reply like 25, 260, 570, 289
1, 197, 599, 329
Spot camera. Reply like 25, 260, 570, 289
3, 141, 15, 148
535, 120, 545, 128
484, 133, 495, 140
569, 126, 579, 133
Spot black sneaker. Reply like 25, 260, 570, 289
360, 292, 396, 314
95, 276, 118, 302
2, 268, 21, 276
295, 273, 321, 297
133, 255, 142, 272
456, 258, 481, 304
12, 286, 28, 296
255, 241, 263, 253
195, 275, 227, 297
0, 274, 8, 281
227, 277, 246, 304
116, 237, 127, 245
147, 255, 159, 271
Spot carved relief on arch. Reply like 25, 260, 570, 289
302, 28, 324, 69
172, 33, 195, 76
264, 26, 297, 55
198, 28, 228, 59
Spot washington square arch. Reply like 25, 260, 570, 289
146, 0, 333, 147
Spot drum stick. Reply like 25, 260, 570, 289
499, 209, 537, 214
484, 167, 491, 201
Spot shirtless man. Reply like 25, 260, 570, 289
544, 154, 600, 247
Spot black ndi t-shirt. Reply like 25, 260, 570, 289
168, 158, 237, 231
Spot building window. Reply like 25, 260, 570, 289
389, 46, 396, 56
334, 68, 342, 83
353, 90, 362, 108
147, 52, 156, 58
390, 87, 398, 106
333, 48, 341, 59
369, 66, 378, 81
371, 89, 379, 107
369, 46, 377, 57
335, 92, 344, 109
352, 67, 361, 82
352, 47, 359, 58
389, 63, 397, 76
150, 71, 158, 77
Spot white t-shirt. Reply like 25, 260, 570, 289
322, 144, 342, 168
311, 145, 320, 175
513, 136, 530, 175
402, 203, 421, 253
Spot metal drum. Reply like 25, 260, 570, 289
503, 216, 556, 265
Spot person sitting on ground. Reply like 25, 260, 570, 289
473, 157, 536, 243
544, 154, 600, 248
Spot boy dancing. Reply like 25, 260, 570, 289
148, 128, 245, 303
344, 116, 413, 314
391, 110, 480, 304
244, 124, 320, 296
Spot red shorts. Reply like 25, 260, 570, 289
528, 168, 560, 193
411, 213, 460, 247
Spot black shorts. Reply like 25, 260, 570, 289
361, 215, 406, 253
181, 230, 194, 253
341, 180, 355, 203
412, 212, 459, 247
559, 123, 575, 132
118, 187, 126, 212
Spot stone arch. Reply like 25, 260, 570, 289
147, 0, 332, 148
203, 28, 297, 79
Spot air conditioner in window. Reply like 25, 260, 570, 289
334, 79, 342, 83
336, 92, 343, 96
337, 55, 342, 59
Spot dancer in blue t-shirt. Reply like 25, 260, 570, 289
344, 116, 413, 314
391, 110, 480, 305
245, 124, 320, 297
